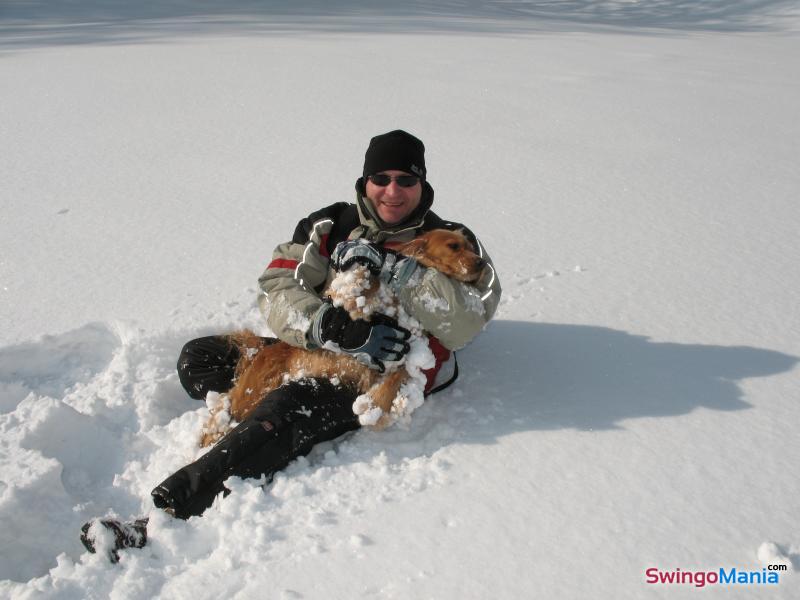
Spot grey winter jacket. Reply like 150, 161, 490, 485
257, 180, 501, 352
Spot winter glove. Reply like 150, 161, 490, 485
309, 303, 411, 372
330, 238, 386, 273
379, 252, 420, 292
330, 239, 420, 292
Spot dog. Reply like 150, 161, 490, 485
199, 228, 485, 447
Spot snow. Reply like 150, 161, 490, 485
757, 542, 793, 570
2, 0, 800, 598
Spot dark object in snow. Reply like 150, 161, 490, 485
80, 517, 149, 563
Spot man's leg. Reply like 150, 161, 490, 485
151, 378, 360, 519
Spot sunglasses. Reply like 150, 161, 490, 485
367, 173, 421, 188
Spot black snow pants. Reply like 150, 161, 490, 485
152, 336, 360, 519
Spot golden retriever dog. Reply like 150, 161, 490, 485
199, 229, 484, 446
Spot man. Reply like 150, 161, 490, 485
80, 130, 501, 559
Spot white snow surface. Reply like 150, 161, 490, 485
2, 1, 800, 598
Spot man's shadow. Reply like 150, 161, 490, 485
429, 320, 798, 436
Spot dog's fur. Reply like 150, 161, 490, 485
200, 229, 484, 446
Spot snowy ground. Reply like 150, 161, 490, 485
1, 1, 799, 598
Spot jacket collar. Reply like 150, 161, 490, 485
353, 177, 434, 242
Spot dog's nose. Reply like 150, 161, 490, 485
475, 257, 486, 270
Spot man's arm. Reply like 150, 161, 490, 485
398, 234, 501, 350
257, 205, 348, 348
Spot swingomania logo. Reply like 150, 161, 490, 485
645, 565, 788, 588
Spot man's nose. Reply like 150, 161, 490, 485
384, 181, 402, 196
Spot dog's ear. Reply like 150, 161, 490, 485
398, 237, 428, 258
453, 227, 476, 251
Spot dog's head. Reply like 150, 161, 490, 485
397, 229, 485, 283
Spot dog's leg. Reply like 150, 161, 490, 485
200, 419, 227, 447
199, 393, 235, 447
356, 369, 408, 430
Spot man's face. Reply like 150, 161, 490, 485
364, 170, 423, 225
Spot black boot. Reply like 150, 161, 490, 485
80, 518, 149, 563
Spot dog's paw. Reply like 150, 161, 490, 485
371, 412, 396, 430
353, 393, 385, 427
205, 391, 229, 413
352, 393, 372, 415
199, 415, 235, 447
199, 429, 224, 447
391, 389, 424, 419
359, 406, 385, 427
200, 392, 235, 447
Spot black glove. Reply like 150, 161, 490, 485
310, 304, 411, 372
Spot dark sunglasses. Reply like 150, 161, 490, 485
367, 173, 420, 188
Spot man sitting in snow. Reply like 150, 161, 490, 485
80, 130, 502, 560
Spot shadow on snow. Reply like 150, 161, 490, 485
451, 319, 797, 435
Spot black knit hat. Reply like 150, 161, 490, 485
363, 130, 426, 180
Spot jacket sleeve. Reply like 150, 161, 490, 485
397, 234, 502, 350
257, 205, 346, 348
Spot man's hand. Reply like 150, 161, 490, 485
330, 239, 387, 273
330, 239, 419, 292
310, 304, 410, 371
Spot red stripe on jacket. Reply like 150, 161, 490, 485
422, 336, 451, 394
267, 258, 299, 270
319, 234, 330, 258
267, 234, 329, 270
